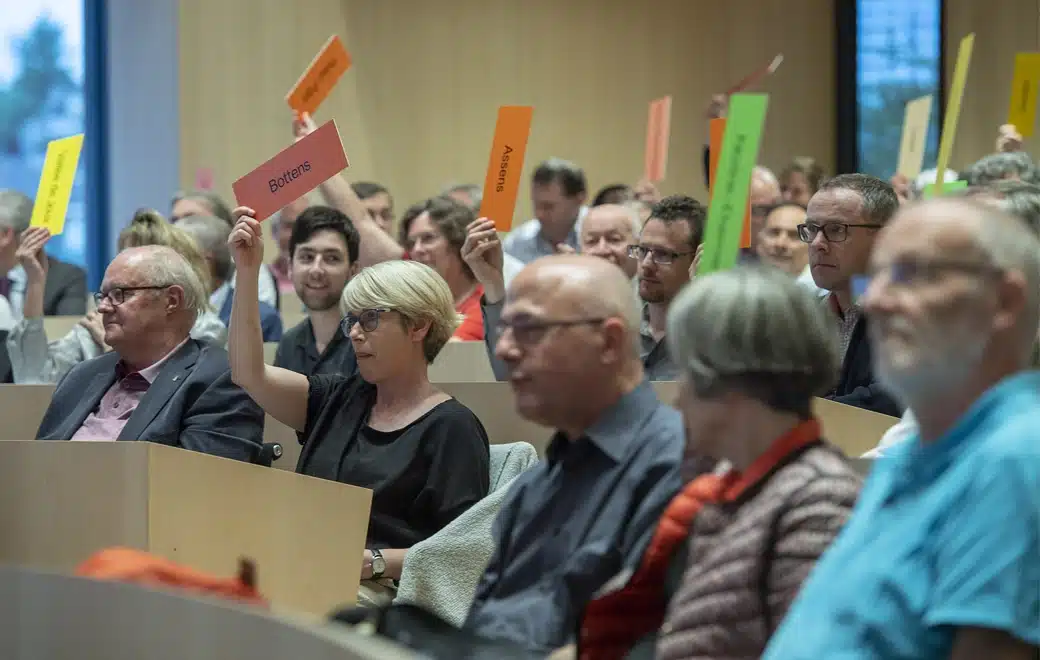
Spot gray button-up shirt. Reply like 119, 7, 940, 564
464, 382, 688, 653
639, 304, 678, 381
502, 208, 588, 265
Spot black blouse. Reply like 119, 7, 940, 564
298, 373, 491, 548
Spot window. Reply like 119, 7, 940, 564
0, 0, 91, 273
856, 0, 943, 178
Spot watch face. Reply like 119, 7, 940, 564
373, 555, 386, 573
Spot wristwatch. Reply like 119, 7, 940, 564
370, 548, 386, 580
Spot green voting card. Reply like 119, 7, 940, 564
697, 93, 769, 275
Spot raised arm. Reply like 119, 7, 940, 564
461, 218, 509, 380
293, 113, 404, 267
17, 227, 50, 321
227, 207, 309, 432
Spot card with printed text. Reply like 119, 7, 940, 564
232, 119, 349, 222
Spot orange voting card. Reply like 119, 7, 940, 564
286, 35, 352, 116
709, 118, 752, 249
479, 106, 534, 232
232, 119, 349, 221
644, 96, 672, 182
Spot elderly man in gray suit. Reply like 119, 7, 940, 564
35, 245, 264, 462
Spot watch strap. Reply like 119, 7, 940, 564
370, 548, 386, 580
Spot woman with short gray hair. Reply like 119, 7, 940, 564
579, 266, 862, 660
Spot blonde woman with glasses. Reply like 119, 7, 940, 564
227, 207, 490, 595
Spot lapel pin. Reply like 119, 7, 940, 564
172, 376, 181, 382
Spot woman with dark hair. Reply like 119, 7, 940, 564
399, 196, 485, 341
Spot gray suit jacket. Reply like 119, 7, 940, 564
35, 339, 264, 462
43, 257, 88, 316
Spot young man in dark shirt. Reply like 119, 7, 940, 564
273, 206, 360, 378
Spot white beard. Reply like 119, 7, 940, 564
873, 328, 988, 409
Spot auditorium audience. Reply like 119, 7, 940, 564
579, 266, 860, 659
273, 206, 360, 378
352, 181, 396, 234
268, 194, 314, 294
780, 157, 825, 207
171, 188, 280, 308
34, 244, 263, 461
504, 158, 589, 264
227, 208, 490, 586
756, 202, 809, 277
765, 197, 1040, 659
799, 173, 902, 416
0, 189, 88, 330
579, 203, 641, 281
8, 210, 226, 384
464, 254, 697, 655
399, 196, 485, 341
175, 213, 283, 342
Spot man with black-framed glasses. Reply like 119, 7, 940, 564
799, 173, 902, 416
631, 195, 706, 380
34, 245, 264, 462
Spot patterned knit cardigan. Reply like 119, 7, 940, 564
655, 443, 862, 659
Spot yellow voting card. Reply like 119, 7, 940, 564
934, 34, 974, 195
30, 134, 84, 235
1008, 53, 1040, 137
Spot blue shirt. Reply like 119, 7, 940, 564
764, 371, 1040, 659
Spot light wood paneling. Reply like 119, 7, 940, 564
179, 0, 835, 239
945, 0, 1040, 168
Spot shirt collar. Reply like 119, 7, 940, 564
117, 337, 191, 384
827, 293, 861, 320
547, 381, 661, 464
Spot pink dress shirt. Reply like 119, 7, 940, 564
70, 338, 190, 442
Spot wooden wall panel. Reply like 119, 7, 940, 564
945, 0, 1040, 169
179, 0, 834, 237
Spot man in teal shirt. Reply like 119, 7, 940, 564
764, 198, 1040, 659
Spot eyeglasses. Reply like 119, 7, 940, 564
342, 308, 392, 334
797, 222, 883, 244
93, 285, 172, 307
626, 245, 695, 265
867, 258, 1003, 287
496, 317, 606, 346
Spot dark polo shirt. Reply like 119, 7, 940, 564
464, 381, 694, 654
273, 317, 358, 379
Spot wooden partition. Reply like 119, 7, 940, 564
0, 380, 899, 466
41, 316, 83, 342
0, 441, 371, 616
0, 566, 415, 660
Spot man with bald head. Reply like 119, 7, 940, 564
459, 246, 693, 654
579, 203, 640, 280
35, 246, 264, 462
765, 198, 1040, 659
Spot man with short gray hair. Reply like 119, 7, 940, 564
504, 158, 589, 264
0, 189, 88, 328
35, 245, 264, 461
765, 197, 1040, 659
